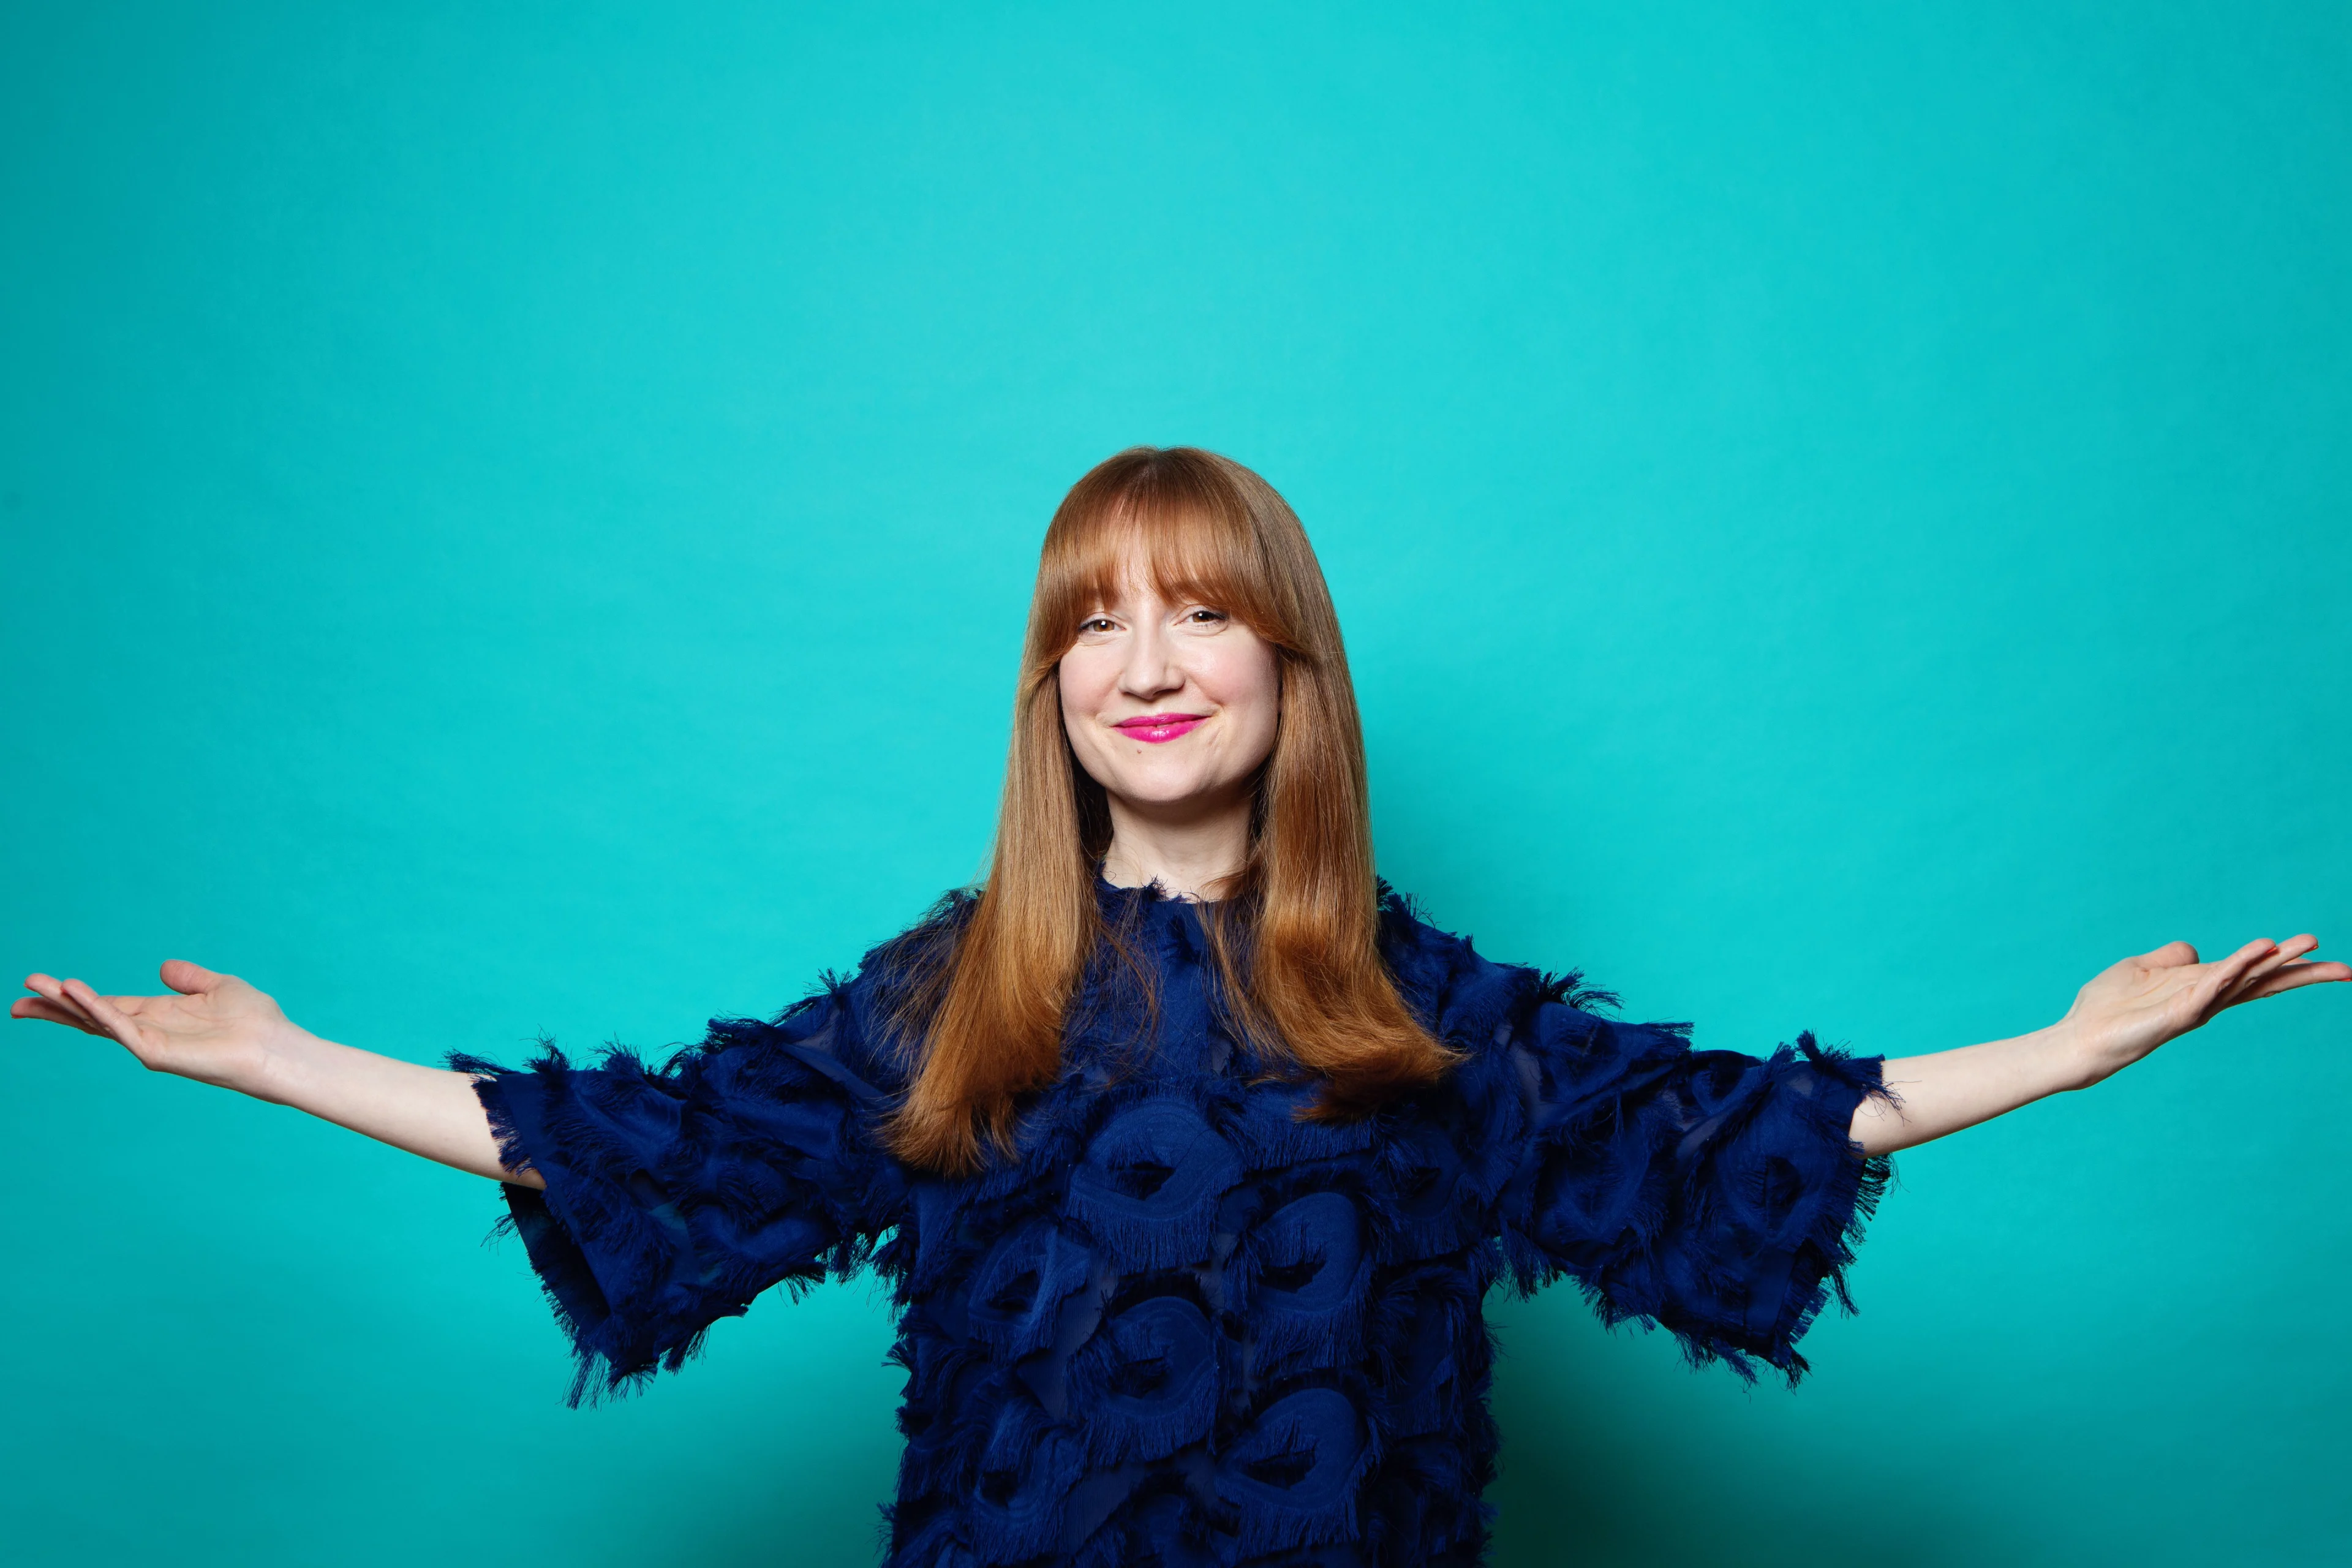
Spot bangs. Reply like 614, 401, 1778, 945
1030, 458, 1299, 666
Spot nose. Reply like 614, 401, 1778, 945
1118, 617, 1184, 702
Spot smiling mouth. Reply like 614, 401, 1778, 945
1114, 712, 1208, 744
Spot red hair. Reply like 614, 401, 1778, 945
883, 447, 1457, 1175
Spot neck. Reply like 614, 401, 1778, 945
1098, 787, 1253, 902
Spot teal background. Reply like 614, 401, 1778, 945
4, 4, 2348, 1564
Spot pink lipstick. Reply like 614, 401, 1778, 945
1114, 712, 1207, 744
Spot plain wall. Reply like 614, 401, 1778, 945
3, 4, 2347, 1564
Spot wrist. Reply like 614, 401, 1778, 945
243, 1021, 329, 1103
2038, 1016, 2108, 1092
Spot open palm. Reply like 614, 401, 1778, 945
2062, 935, 2350, 1085
12, 962, 293, 1093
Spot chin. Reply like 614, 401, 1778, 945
1101, 767, 1234, 809
1109, 777, 1215, 807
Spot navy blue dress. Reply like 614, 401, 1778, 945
458, 881, 1887, 1567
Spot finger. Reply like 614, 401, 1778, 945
159, 960, 224, 995
2198, 938, 2278, 1003
2139, 940, 2200, 969
9, 996, 108, 1035
2217, 936, 2310, 1005
21, 974, 102, 1030
2237, 960, 2352, 1002
2261, 934, 2321, 965
23, 971, 83, 1005
59, 979, 147, 1051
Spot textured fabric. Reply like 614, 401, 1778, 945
458, 882, 1888, 1567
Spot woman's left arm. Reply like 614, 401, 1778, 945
1853, 935, 2350, 1156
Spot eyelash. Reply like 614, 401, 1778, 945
1079, 609, 1227, 633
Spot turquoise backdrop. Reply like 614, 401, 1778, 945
4, 4, 2348, 1564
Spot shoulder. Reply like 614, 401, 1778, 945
844, 887, 978, 1011
1374, 888, 1704, 1126
699, 888, 979, 1099
1374, 883, 1556, 1046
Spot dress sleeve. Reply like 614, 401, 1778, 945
1493, 997, 1891, 1384
451, 980, 908, 1403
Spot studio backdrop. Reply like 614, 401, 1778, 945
3, 4, 2347, 1565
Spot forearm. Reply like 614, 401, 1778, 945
15, 965, 543, 1185
1850, 1022, 2089, 1156
251, 1029, 542, 1186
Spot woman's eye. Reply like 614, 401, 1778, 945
1080, 616, 1116, 633
1185, 609, 1227, 625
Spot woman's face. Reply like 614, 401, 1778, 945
1058, 560, 1281, 819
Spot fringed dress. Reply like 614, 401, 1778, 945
456, 880, 1888, 1567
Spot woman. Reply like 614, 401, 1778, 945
16, 447, 2345, 1567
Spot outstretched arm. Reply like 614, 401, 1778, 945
12, 962, 541, 1186
1852, 935, 2349, 1156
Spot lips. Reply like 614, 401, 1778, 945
1113, 712, 1207, 744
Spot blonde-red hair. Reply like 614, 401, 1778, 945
883, 446, 1457, 1175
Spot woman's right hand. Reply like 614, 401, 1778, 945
14, 961, 311, 1098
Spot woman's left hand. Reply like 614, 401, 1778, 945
1858, 934, 2350, 1156
2057, 935, 2351, 1087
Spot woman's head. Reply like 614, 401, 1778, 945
1040, 450, 1339, 881
884, 447, 1457, 1174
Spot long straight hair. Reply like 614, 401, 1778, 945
882, 447, 1458, 1175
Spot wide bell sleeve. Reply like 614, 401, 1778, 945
1493, 997, 1891, 1384
451, 979, 909, 1403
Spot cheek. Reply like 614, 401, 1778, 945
1058, 652, 1129, 778
1058, 650, 1109, 720
1205, 643, 1283, 753
1057, 657, 1117, 786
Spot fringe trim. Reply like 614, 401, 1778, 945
450, 1023, 902, 1406
1494, 1028, 1895, 1387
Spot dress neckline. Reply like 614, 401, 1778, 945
1093, 869, 1224, 908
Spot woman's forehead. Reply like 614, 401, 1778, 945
1074, 527, 1231, 609
1043, 493, 1288, 640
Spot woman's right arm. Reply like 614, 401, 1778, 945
12, 961, 540, 1187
